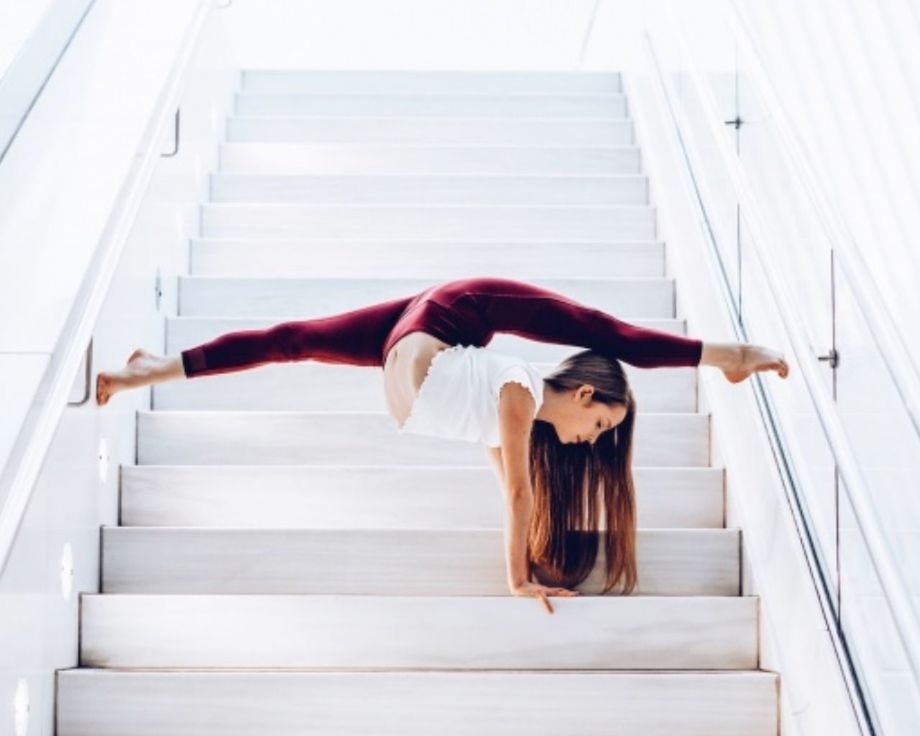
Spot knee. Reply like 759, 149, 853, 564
268, 322, 307, 361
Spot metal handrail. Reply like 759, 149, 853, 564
728, 7, 920, 448
645, 17, 920, 693
66, 338, 93, 406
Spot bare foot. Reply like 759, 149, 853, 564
96, 348, 170, 406
722, 343, 790, 383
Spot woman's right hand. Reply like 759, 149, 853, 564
509, 580, 580, 614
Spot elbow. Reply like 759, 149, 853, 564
504, 484, 533, 506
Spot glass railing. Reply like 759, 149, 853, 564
643, 8, 920, 736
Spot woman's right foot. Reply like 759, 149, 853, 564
96, 348, 172, 406
722, 343, 790, 383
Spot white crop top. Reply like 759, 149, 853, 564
396, 344, 546, 448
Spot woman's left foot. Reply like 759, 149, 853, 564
723, 343, 790, 383
96, 348, 166, 406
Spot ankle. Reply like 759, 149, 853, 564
699, 342, 742, 370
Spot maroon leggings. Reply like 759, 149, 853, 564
180, 276, 703, 377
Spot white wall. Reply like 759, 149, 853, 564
0, 0, 57, 72
216, 0, 724, 71
736, 0, 920, 372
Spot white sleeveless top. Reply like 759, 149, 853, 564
396, 344, 546, 448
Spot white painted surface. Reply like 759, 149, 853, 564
189, 239, 667, 278
101, 527, 741, 596
177, 276, 674, 318
234, 91, 628, 117
240, 69, 624, 93
219, 142, 642, 174
80, 594, 759, 669
0, 1, 201, 353
0, 355, 48, 480
56, 669, 779, 736
198, 203, 656, 239
120, 464, 724, 528
226, 117, 635, 145
209, 173, 648, 203
135, 410, 710, 467
0, 5, 237, 736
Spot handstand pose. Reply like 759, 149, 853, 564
95, 276, 788, 614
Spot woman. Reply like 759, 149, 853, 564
95, 276, 789, 614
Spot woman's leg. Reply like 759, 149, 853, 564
96, 293, 417, 405
180, 294, 416, 377
437, 277, 705, 369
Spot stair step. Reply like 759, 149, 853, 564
80, 594, 757, 669
166, 316, 689, 364
177, 276, 673, 319
226, 117, 634, 145
219, 142, 641, 174
119, 465, 723, 529
153, 359, 697, 412
240, 69, 624, 94
200, 203, 655, 240
189, 238, 666, 278
209, 173, 648, 203
136, 410, 709, 467
56, 669, 779, 736
234, 91, 629, 118
101, 527, 740, 595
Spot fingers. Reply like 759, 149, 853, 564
535, 589, 553, 614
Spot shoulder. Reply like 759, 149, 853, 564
496, 362, 539, 424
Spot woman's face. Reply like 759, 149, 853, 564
556, 385, 628, 446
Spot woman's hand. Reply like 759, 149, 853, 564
509, 580, 580, 614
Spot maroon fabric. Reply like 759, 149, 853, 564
180, 276, 703, 377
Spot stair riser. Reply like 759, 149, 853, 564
80, 595, 758, 669
234, 92, 629, 118
102, 528, 739, 596
210, 173, 648, 204
178, 276, 673, 318
240, 70, 624, 94
189, 240, 666, 279
120, 466, 723, 529
200, 204, 655, 239
219, 143, 641, 174
56, 670, 779, 736
136, 412, 710, 467
227, 117, 634, 145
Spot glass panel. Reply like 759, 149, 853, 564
646, 5, 920, 730
835, 264, 920, 618
841, 485, 920, 736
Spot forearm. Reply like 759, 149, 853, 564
503, 488, 534, 589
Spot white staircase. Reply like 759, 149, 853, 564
57, 70, 779, 735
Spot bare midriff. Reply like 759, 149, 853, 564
382, 331, 453, 429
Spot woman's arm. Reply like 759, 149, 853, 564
495, 381, 537, 590
491, 384, 582, 614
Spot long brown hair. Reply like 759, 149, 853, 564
527, 349, 638, 595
